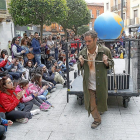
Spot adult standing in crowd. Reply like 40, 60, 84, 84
78, 31, 114, 129
12, 37, 26, 58
21, 38, 33, 64
32, 32, 41, 65
47, 35, 55, 57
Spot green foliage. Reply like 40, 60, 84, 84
8, 0, 67, 40
77, 25, 89, 35
59, 0, 91, 35
9, 0, 67, 26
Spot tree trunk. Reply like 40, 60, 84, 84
40, 22, 43, 43
64, 28, 68, 41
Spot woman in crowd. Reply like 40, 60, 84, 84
12, 37, 26, 58
0, 76, 38, 123
21, 38, 33, 64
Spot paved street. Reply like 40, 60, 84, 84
6, 59, 140, 140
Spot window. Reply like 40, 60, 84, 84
96, 10, 100, 17
89, 10, 92, 18
106, 3, 109, 10
89, 22, 92, 30
134, 9, 138, 18
114, 0, 117, 6
123, 13, 126, 20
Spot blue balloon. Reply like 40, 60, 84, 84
94, 12, 124, 40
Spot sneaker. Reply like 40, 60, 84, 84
51, 88, 56, 92
46, 94, 51, 99
16, 118, 28, 123
42, 102, 51, 109
40, 104, 51, 111
30, 109, 40, 116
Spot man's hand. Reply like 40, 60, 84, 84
102, 54, 109, 66
79, 55, 84, 66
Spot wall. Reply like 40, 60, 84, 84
0, 21, 14, 55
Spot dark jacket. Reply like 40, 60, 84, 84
42, 71, 56, 85
31, 38, 41, 54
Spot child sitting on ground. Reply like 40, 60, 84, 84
15, 79, 51, 111
29, 74, 52, 107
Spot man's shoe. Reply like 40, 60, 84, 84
91, 121, 101, 129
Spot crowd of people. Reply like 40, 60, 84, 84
0, 32, 84, 139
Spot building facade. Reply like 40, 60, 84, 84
104, 0, 140, 36
0, 0, 14, 54
87, 3, 104, 30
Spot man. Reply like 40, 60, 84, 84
78, 31, 114, 129
32, 32, 41, 65
47, 35, 55, 57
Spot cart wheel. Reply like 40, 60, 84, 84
78, 97, 83, 105
123, 99, 128, 108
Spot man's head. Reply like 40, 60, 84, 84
40, 64, 47, 72
34, 32, 39, 39
84, 31, 97, 50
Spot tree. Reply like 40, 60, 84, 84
8, 0, 67, 41
59, 0, 91, 36
77, 25, 89, 35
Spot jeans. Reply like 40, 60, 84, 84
8, 72, 21, 80
38, 90, 48, 101
35, 54, 41, 65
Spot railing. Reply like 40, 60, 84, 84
130, 19, 135, 25
118, 2, 127, 10
111, 5, 118, 12
111, 2, 127, 12
130, 18, 140, 25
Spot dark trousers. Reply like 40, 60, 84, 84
0, 113, 6, 137
32, 97, 44, 107
5, 101, 33, 121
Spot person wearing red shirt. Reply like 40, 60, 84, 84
0, 76, 34, 123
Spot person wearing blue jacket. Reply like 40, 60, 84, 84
31, 32, 41, 65
0, 112, 13, 140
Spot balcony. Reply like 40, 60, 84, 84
118, 2, 127, 10
111, 2, 127, 12
130, 17, 140, 25
111, 5, 118, 12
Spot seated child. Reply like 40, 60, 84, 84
15, 79, 51, 111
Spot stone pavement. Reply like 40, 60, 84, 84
5, 59, 140, 140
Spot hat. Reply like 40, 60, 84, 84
39, 64, 45, 68
52, 59, 57, 65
